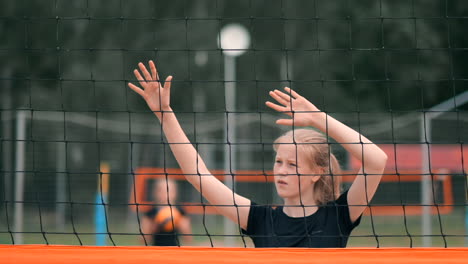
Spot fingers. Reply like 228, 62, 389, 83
149, 60, 159, 81
269, 90, 290, 106
275, 89, 292, 102
164, 75, 172, 97
128, 82, 145, 97
276, 119, 294, 126
133, 69, 147, 88
138, 62, 153, 83
273, 89, 296, 104
266, 100, 296, 126
285, 87, 300, 99
131, 61, 171, 100
265, 101, 292, 116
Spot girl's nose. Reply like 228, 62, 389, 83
277, 164, 288, 176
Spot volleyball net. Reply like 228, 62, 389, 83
1, 0, 468, 262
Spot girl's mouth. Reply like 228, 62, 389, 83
277, 180, 287, 185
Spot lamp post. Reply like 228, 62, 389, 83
13, 111, 27, 244
218, 24, 250, 246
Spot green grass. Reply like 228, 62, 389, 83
1, 208, 466, 247
348, 208, 467, 247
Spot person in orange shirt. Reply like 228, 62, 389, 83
141, 179, 192, 246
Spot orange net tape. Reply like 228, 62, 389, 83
1, 245, 467, 264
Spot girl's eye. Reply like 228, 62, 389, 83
289, 163, 297, 167
275, 160, 282, 164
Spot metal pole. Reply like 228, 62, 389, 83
13, 111, 27, 244
419, 90, 468, 247
0, 70, 13, 219
2, 83, 13, 216
223, 55, 236, 246
55, 142, 66, 231
420, 113, 432, 247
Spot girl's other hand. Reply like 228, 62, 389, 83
266, 87, 325, 127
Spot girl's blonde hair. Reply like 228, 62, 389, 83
273, 129, 342, 205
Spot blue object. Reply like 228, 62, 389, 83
95, 193, 107, 246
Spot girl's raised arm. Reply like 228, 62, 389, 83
128, 61, 251, 229
266, 88, 387, 223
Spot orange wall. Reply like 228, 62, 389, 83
350, 144, 468, 171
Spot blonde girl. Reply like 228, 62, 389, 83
128, 61, 387, 247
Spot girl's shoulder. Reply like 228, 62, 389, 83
323, 190, 350, 207
250, 201, 277, 210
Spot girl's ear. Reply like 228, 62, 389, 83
311, 175, 321, 183
311, 167, 325, 183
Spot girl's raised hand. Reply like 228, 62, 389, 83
266, 87, 325, 127
128, 60, 172, 115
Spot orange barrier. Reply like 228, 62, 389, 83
349, 144, 468, 171
1, 245, 467, 264
130, 168, 454, 216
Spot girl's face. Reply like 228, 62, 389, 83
273, 144, 320, 201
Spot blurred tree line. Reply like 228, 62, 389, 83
0, 0, 467, 216
2, 0, 468, 112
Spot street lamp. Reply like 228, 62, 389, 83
218, 23, 250, 246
